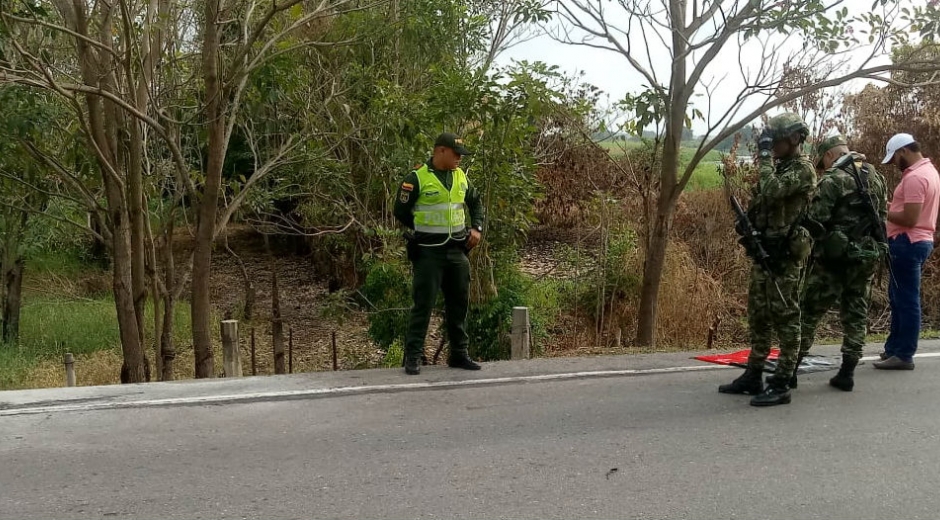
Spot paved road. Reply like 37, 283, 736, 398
2, 351, 940, 520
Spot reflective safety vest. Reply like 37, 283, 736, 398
413, 164, 468, 244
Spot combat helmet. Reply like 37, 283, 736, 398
767, 113, 810, 142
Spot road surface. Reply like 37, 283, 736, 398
2, 345, 939, 520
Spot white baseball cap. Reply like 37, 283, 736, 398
883, 133, 916, 164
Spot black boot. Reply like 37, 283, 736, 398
718, 368, 764, 395
750, 376, 791, 407
404, 356, 421, 375
789, 354, 805, 389
448, 353, 481, 371
829, 355, 858, 391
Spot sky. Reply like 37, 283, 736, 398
496, 0, 930, 139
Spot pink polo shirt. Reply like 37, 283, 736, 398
887, 157, 940, 243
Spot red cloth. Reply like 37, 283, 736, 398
694, 348, 779, 366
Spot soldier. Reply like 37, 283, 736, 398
798, 136, 888, 391
719, 113, 816, 407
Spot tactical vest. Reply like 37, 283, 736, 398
413, 164, 468, 246
834, 157, 881, 241
816, 155, 886, 263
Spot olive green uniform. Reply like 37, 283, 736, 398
394, 160, 485, 364
800, 152, 888, 362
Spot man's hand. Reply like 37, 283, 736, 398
467, 228, 482, 249
758, 128, 773, 158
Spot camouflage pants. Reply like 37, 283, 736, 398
747, 260, 805, 378
799, 259, 877, 361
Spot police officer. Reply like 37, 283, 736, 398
393, 132, 485, 375
719, 113, 816, 406
798, 136, 888, 391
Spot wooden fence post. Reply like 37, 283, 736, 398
332, 331, 338, 371
250, 327, 257, 376
221, 320, 242, 377
64, 353, 76, 387
510, 307, 531, 360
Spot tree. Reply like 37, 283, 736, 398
552, 0, 940, 347
0, 86, 65, 343
842, 43, 940, 168
1, 2, 156, 381
1, 0, 390, 381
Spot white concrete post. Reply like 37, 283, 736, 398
64, 353, 76, 387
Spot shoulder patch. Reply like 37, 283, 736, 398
401, 182, 414, 192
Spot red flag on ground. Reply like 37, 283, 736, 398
695, 348, 836, 374
695, 348, 779, 366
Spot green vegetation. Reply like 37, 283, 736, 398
596, 140, 724, 191
0, 296, 194, 389
0, 250, 194, 389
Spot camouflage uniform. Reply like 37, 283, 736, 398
799, 138, 888, 388
719, 113, 815, 405
744, 146, 816, 380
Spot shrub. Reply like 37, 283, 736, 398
360, 259, 411, 350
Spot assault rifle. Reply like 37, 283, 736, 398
720, 166, 787, 303
833, 153, 895, 287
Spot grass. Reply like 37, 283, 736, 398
0, 297, 119, 389
28, 249, 91, 276
0, 296, 195, 390
597, 139, 725, 191
0, 248, 197, 389
864, 329, 940, 343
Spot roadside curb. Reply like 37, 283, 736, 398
4, 352, 940, 417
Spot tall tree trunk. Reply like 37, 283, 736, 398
1, 208, 28, 344
161, 292, 176, 381
144, 196, 164, 379
636, 212, 669, 347
636, 0, 688, 348
68, 3, 148, 382
129, 114, 149, 368
635, 122, 684, 347
160, 217, 177, 381
191, 0, 225, 378
2, 257, 25, 344
111, 201, 148, 383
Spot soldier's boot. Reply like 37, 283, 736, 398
829, 355, 859, 392
750, 376, 791, 407
404, 356, 421, 375
789, 354, 805, 389
718, 367, 764, 395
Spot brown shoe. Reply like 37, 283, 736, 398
873, 356, 915, 370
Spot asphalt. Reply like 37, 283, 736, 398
2, 341, 939, 519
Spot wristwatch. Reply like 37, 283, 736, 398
473, 225, 483, 232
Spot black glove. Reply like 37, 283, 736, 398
738, 236, 759, 260
758, 128, 773, 158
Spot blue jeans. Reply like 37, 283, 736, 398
885, 234, 934, 362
